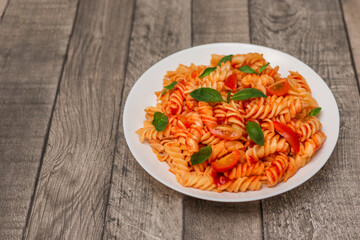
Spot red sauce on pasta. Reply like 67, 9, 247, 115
211, 171, 230, 187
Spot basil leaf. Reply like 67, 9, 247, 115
162, 81, 178, 95
218, 54, 233, 66
190, 87, 224, 103
258, 63, 270, 75
239, 66, 258, 75
199, 67, 216, 78
226, 90, 231, 103
152, 112, 168, 131
246, 121, 264, 146
190, 145, 212, 165
231, 88, 267, 101
309, 107, 321, 117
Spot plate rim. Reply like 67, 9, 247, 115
123, 42, 340, 202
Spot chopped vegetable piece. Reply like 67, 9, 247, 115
225, 73, 237, 91
273, 121, 300, 153
209, 125, 242, 140
211, 150, 241, 172
266, 80, 290, 96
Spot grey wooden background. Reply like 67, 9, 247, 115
0, 0, 359, 239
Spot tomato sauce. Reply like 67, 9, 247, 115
211, 170, 230, 187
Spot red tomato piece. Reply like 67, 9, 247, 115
266, 80, 290, 96
273, 121, 300, 153
170, 107, 178, 115
211, 150, 241, 172
204, 120, 217, 130
225, 73, 238, 91
211, 171, 230, 187
216, 118, 226, 126
209, 125, 242, 140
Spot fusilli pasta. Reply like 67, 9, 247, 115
136, 53, 326, 193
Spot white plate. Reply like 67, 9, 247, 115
123, 43, 339, 202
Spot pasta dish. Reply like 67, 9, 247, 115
136, 53, 326, 193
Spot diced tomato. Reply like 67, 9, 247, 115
266, 80, 290, 96
209, 125, 242, 140
204, 120, 217, 130
211, 171, 230, 187
211, 150, 241, 172
273, 121, 300, 153
171, 107, 178, 115
225, 73, 238, 91
216, 118, 226, 125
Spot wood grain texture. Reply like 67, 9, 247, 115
23, 0, 134, 239
183, 1, 262, 240
103, 0, 191, 239
0, 0, 9, 18
184, 200, 262, 240
192, 0, 250, 45
0, 0, 78, 238
342, 0, 360, 87
249, 0, 360, 239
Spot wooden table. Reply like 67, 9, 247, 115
1, 0, 359, 239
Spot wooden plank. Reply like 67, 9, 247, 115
0, 0, 8, 18
183, 1, 262, 240
342, 0, 360, 86
103, 0, 191, 239
184, 199, 262, 239
0, 0, 78, 238
249, 0, 360, 239
192, 0, 250, 46
23, 0, 135, 239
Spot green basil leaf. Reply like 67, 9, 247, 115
190, 145, 212, 165
309, 107, 321, 117
231, 88, 267, 101
162, 81, 178, 95
258, 63, 270, 74
246, 121, 264, 146
190, 87, 224, 103
152, 112, 168, 131
218, 54, 233, 66
226, 90, 231, 103
199, 67, 216, 78
239, 66, 258, 75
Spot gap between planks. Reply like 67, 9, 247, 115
0, 0, 9, 20
339, 0, 360, 94
100, 0, 137, 239
22, 1, 82, 238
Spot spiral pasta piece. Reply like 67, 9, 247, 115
287, 71, 311, 93
136, 121, 171, 143
165, 81, 186, 115
241, 74, 274, 94
164, 142, 189, 171
264, 153, 289, 186
245, 96, 303, 120
245, 132, 289, 162
285, 131, 327, 179
185, 112, 203, 153
178, 172, 217, 191
228, 162, 265, 179
197, 101, 217, 128
296, 116, 322, 141
225, 176, 262, 192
